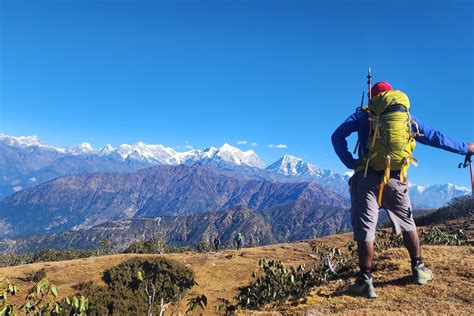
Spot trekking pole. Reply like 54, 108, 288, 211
367, 66, 373, 101
353, 91, 365, 154
458, 154, 473, 197
353, 68, 372, 155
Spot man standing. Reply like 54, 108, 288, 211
213, 235, 220, 252
331, 81, 473, 298
235, 233, 244, 250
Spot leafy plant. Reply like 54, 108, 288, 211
233, 241, 359, 311
186, 294, 207, 312
421, 227, 466, 246
374, 230, 404, 252
20, 277, 89, 315
0, 276, 89, 316
0, 276, 19, 315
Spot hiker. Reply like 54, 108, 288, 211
213, 236, 220, 252
235, 233, 244, 250
331, 81, 474, 298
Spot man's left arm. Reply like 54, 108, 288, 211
411, 114, 473, 154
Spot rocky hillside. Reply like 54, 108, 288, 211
1, 204, 351, 253
0, 164, 348, 239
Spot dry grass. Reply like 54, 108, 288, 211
1, 232, 472, 315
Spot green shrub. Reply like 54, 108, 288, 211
0, 253, 34, 268
374, 230, 404, 252
83, 257, 195, 315
0, 276, 89, 316
124, 239, 190, 254
24, 268, 48, 283
0, 249, 97, 268
234, 242, 358, 310
194, 241, 213, 253
421, 227, 467, 245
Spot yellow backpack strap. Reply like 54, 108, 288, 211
377, 155, 391, 207
400, 157, 418, 183
363, 153, 378, 178
369, 116, 381, 148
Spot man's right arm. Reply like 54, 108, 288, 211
331, 110, 361, 169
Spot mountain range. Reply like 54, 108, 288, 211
0, 133, 471, 251
1, 134, 469, 207
0, 164, 348, 239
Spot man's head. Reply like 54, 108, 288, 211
371, 81, 393, 98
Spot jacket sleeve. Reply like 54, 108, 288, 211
411, 114, 469, 155
331, 110, 360, 169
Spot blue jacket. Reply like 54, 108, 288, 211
332, 107, 468, 170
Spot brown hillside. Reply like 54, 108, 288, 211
0, 232, 472, 315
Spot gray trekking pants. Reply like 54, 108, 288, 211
350, 170, 417, 242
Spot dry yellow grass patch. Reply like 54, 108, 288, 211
1, 233, 472, 315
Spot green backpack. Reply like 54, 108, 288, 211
362, 90, 420, 204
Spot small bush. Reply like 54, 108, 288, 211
421, 227, 467, 246
124, 237, 190, 254
374, 231, 404, 252
83, 257, 195, 315
194, 241, 213, 253
24, 268, 48, 283
0, 249, 97, 268
235, 242, 358, 310
0, 253, 34, 268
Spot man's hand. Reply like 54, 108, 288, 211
468, 143, 474, 154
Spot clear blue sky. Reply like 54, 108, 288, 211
0, 0, 473, 187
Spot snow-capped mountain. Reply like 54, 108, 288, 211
409, 183, 471, 208
263, 155, 351, 196
94, 142, 265, 168
0, 133, 470, 208
183, 143, 265, 169
0, 135, 266, 197
0, 134, 69, 153
266, 155, 319, 176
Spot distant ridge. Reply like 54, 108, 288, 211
0, 164, 348, 239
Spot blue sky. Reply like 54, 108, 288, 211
0, 0, 473, 187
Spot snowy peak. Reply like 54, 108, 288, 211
72, 142, 94, 154
183, 143, 265, 169
215, 143, 265, 168
409, 183, 471, 208
0, 134, 67, 153
99, 144, 115, 155
114, 142, 179, 164
266, 155, 319, 176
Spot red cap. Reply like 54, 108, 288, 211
371, 81, 393, 98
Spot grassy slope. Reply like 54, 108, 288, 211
1, 232, 472, 315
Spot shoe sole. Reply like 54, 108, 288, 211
414, 275, 433, 285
